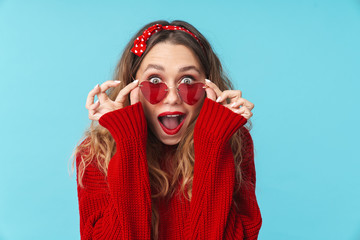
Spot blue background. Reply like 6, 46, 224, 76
1, 0, 359, 239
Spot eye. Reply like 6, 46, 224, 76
148, 76, 162, 84
180, 76, 195, 85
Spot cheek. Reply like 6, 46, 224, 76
194, 97, 205, 113
139, 93, 145, 105
140, 96, 150, 115
140, 97, 157, 124
187, 99, 205, 120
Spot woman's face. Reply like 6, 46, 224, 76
135, 42, 206, 145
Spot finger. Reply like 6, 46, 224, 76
130, 86, 140, 105
205, 79, 222, 99
205, 86, 217, 101
235, 106, 253, 120
230, 98, 254, 110
217, 90, 242, 104
88, 111, 101, 121
98, 80, 121, 103
88, 108, 96, 120
115, 80, 139, 103
89, 100, 100, 110
86, 84, 100, 109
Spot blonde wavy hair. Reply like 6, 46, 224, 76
72, 20, 253, 240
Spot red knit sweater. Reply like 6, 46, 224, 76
76, 98, 262, 239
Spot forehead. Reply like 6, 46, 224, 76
138, 43, 202, 71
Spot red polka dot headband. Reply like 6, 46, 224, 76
131, 24, 202, 57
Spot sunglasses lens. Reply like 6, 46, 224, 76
140, 81, 168, 104
178, 83, 205, 105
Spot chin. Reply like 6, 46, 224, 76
154, 129, 183, 145
159, 137, 181, 146
147, 124, 182, 146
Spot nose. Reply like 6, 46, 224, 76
163, 85, 182, 105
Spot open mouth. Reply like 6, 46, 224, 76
158, 112, 186, 135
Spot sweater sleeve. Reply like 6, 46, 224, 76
233, 127, 262, 239
76, 102, 152, 239
186, 97, 261, 239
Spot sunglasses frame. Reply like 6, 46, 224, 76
138, 80, 207, 105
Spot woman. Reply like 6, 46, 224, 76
74, 20, 262, 239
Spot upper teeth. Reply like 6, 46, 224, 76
166, 114, 180, 117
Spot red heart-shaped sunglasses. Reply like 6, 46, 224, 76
139, 81, 206, 105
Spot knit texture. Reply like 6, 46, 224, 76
76, 98, 262, 239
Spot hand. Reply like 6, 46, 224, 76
205, 79, 254, 120
85, 80, 140, 121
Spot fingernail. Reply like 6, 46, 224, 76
205, 79, 211, 82
216, 96, 222, 102
231, 102, 236, 108
95, 100, 99, 104
133, 79, 139, 83
114, 80, 121, 83
94, 84, 99, 89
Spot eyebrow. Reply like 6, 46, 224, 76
143, 64, 201, 74
179, 66, 201, 74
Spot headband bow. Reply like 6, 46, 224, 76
131, 24, 201, 57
